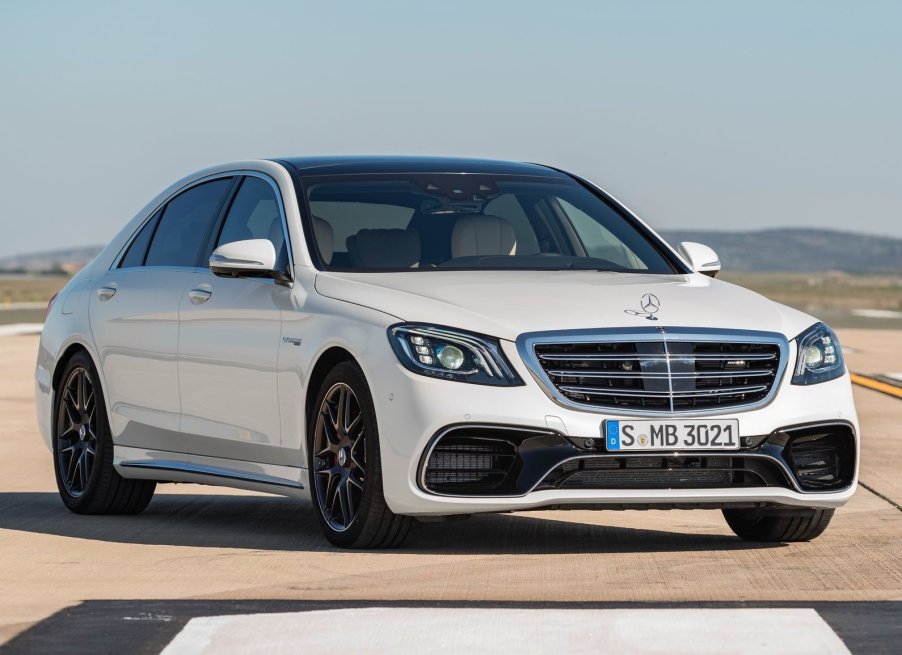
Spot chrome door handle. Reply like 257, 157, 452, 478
187, 288, 213, 305
96, 285, 117, 301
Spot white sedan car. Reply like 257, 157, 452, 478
35, 157, 858, 547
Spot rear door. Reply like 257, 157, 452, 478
177, 174, 291, 465
90, 177, 234, 447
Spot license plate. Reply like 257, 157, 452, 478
604, 419, 740, 451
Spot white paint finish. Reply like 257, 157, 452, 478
177, 271, 287, 461
89, 267, 194, 439
34, 159, 862, 520
314, 269, 816, 341
161, 608, 851, 655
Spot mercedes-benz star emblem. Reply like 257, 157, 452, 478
625, 293, 661, 321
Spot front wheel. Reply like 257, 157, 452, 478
308, 361, 413, 548
723, 507, 834, 542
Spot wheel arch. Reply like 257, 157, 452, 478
304, 346, 358, 438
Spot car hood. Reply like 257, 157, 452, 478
313, 270, 816, 341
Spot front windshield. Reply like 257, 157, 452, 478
303, 173, 679, 273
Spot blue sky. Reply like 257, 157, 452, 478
1, 0, 900, 257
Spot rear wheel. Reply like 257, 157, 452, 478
723, 507, 834, 542
308, 361, 413, 548
53, 351, 156, 514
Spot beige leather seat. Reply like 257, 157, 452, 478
451, 215, 517, 258
346, 228, 420, 268
312, 216, 334, 264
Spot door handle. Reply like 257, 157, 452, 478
96, 285, 117, 301
187, 288, 213, 305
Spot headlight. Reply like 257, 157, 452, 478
388, 324, 523, 386
792, 323, 845, 385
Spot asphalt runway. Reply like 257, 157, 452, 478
1, 331, 900, 653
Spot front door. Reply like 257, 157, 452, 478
177, 175, 291, 465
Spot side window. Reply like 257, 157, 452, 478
216, 177, 288, 270
119, 209, 161, 268
145, 178, 233, 267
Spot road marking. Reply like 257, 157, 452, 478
851, 373, 902, 400
0, 323, 43, 337
161, 607, 850, 655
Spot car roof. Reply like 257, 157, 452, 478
273, 155, 571, 178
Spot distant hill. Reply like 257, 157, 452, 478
0, 245, 103, 274
0, 228, 899, 274
659, 228, 901, 273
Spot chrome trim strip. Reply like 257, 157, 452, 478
516, 326, 789, 417
557, 384, 770, 398
538, 352, 777, 361
546, 369, 775, 379
120, 459, 303, 490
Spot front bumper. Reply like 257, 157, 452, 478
367, 339, 860, 516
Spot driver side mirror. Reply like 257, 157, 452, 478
678, 241, 721, 278
210, 239, 289, 284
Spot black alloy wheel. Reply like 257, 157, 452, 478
308, 361, 413, 548
313, 382, 367, 532
56, 366, 98, 497
52, 350, 156, 514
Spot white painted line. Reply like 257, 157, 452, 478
885, 372, 902, 383
851, 308, 902, 319
160, 607, 851, 655
0, 323, 43, 336
0, 301, 47, 311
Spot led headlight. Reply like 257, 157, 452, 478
388, 324, 523, 386
792, 322, 845, 385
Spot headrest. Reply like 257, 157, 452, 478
312, 216, 334, 264
347, 228, 420, 269
451, 215, 517, 259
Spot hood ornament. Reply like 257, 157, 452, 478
625, 293, 661, 321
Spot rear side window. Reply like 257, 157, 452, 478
145, 178, 232, 267
119, 209, 161, 268
216, 176, 289, 270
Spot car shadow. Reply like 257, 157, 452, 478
0, 491, 784, 554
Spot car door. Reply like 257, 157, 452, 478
177, 174, 292, 465
90, 177, 234, 447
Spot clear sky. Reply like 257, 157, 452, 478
1, 0, 900, 258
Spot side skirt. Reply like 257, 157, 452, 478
114, 445, 309, 499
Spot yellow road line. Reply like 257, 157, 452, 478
850, 373, 902, 399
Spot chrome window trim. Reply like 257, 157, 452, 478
516, 326, 789, 417
110, 168, 295, 279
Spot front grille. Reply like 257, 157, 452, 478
534, 338, 782, 412
537, 455, 788, 490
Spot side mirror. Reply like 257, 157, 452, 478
210, 239, 282, 280
678, 241, 721, 277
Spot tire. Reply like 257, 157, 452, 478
53, 350, 156, 515
722, 507, 834, 542
308, 361, 413, 548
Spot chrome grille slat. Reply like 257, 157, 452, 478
531, 334, 784, 413
537, 352, 777, 361
558, 384, 770, 397
545, 369, 775, 379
